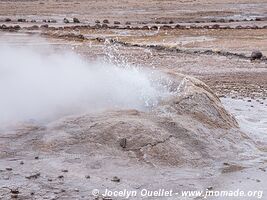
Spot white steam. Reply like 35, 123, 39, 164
0, 41, 171, 126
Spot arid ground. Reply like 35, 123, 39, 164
0, 0, 267, 200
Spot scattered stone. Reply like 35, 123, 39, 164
251, 50, 263, 60
13, 25, 21, 30
25, 172, 41, 179
58, 175, 64, 179
20, 161, 24, 165
85, 175, 90, 179
5, 18, 11, 22
111, 176, 120, 182
10, 189, 19, 194
73, 17, 80, 23
6, 167, 12, 171
103, 19, 109, 24
63, 18, 70, 23
114, 21, 120, 24
207, 186, 213, 190
17, 18, 26, 22
247, 99, 252, 102
31, 192, 34, 195
61, 169, 68, 172
119, 138, 127, 148
125, 21, 131, 25
95, 20, 100, 24
40, 24, 49, 28
48, 178, 53, 182
34, 156, 39, 160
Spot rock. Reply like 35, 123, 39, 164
102, 24, 108, 28
103, 19, 109, 24
111, 176, 120, 182
34, 156, 39, 159
6, 167, 12, 171
20, 161, 24, 165
114, 21, 120, 24
58, 175, 64, 179
212, 24, 220, 29
25, 172, 41, 179
17, 18, 26, 22
40, 24, 49, 28
119, 138, 127, 148
61, 169, 68, 172
73, 17, 80, 23
30, 19, 36, 23
48, 178, 53, 181
85, 175, 90, 179
125, 21, 131, 25
5, 18, 11, 22
10, 189, 19, 194
251, 50, 263, 60
13, 25, 21, 30
63, 18, 69, 23
95, 20, 100, 24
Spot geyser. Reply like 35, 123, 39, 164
0, 41, 172, 126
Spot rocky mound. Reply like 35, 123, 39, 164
1, 72, 257, 167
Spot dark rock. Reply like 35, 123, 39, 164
40, 24, 48, 28
73, 17, 80, 23
161, 25, 172, 30
6, 167, 12, 171
119, 138, 127, 148
102, 24, 108, 28
5, 18, 11, 22
30, 19, 36, 23
169, 20, 174, 24
63, 18, 69, 23
61, 169, 68, 172
251, 50, 263, 60
48, 178, 53, 181
114, 21, 120, 24
212, 24, 220, 29
111, 176, 120, 182
141, 25, 149, 30
42, 19, 47, 22
95, 20, 100, 24
58, 175, 64, 179
85, 175, 90, 179
17, 18, 26, 22
103, 19, 109, 24
20, 161, 24, 165
11, 189, 19, 194
25, 173, 41, 179
150, 25, 158, 30
34, 156, 39, 160
13, 25, 21, 30
125, 21, 131, 25
255, 18, 262, 21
